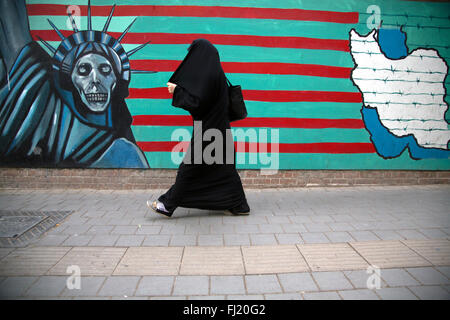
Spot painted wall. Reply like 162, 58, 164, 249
1, 0, 449, 169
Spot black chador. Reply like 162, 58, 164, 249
155, 39, 250, 216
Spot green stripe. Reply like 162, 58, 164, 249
130, 72, 359, 92
29, 16, 356, 39
145, 151, 450, 169
127, 100, 364, 119
41, 41, 354, 66
131, 126, 371, 143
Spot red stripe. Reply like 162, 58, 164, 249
31, 30, 349, 51
136, 141, 375, 154
128, 88, 362, 103
26, 4, 358, 24
132, 115, 365, 129
131, 60, 352, 78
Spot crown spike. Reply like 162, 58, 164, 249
36, 36, 56, 54
67, 11, 79, 33
126, 41, 151, 57
102, 4, 116, 33
47, 19, 66, 40
117, 18, 137, 43
87, 0, 92, 31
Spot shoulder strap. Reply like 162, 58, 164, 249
226, 77, 232, 87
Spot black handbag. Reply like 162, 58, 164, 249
226, 78, 248, 122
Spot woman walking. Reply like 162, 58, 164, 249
147, 39, 250, 217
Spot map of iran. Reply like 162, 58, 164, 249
350, 28, 450, 160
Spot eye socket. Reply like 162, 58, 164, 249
77, 63, 92, 76
99, 64, 112, 76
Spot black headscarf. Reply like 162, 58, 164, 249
169, 39, 223, 107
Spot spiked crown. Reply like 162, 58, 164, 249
37, 0, 154, 90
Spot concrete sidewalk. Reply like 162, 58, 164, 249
0, 185, 449, 300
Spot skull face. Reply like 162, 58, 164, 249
71, 53, 117, 112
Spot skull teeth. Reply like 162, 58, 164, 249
86, 93, 108, 103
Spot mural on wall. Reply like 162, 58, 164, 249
0, 0, 449, 169
0, 0, 154, 168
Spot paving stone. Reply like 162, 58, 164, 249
35, 235, 69, 246
325, 232, 354, 243
234, 225, 259, 234
380, 269, 421, 287
396, 229, 428, 240
60, 277, 106, 297
188, 295, 226, 300
25, 276, 67, 297
49, 247, 126, 276
173, 276, 209, 295
88, 235, 119, 246
60, 224, 91, 235
115, 235, 145, 247
135, 226, 162, 235
436, 266, 450, 279
278, 272, 318, 292
373, 230, 405, 241
210, 276, 246, 295
142, 235, 171, 246
197, 235, 224, 246
224, 234, 250, 246
150, 296, 187, 300
170, 235, 197, 246
327, 222, 355, 232
276, 233, 303, 245
0, 248, 14, 260
266, 216, 290, 224
418, 228, 448, 239
265, 293, 302, 300
111, 226, 138, 235
227, 294, 264, 300
350, 240, 431, 268
338, 289, 380, 300
185, 224, 211, 235
0, 247, 71, 276
304, 223, 331, 233
180, 246, 244, 275
250, 234, 278, 245
301, 233, 330, 244
281, 224, 308, 233
402, 239, 450, 266
242, 245, 309, 274
210, 225, 235, 234
406, 267, 450, 285
0, 277, 38, 298
62, 235, 93, 246
258, 224, 284, 234
375, 287, 418, 300
311, 271, 353, 291
349, 231, 380, 242
344, 270, 387, 289
298, 243, 368, 272
245, 275, 282, 294
114, 247, 183, 276
135, 276, 174, 296
303, 291, 341, 300
408, 285, 450, 300
97, 276, 140, 297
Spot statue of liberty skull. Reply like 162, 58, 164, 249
39, 1, 154, 115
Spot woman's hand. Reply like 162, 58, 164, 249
167, 82, 177, 94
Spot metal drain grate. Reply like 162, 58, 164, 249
0, 210, 74, 247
